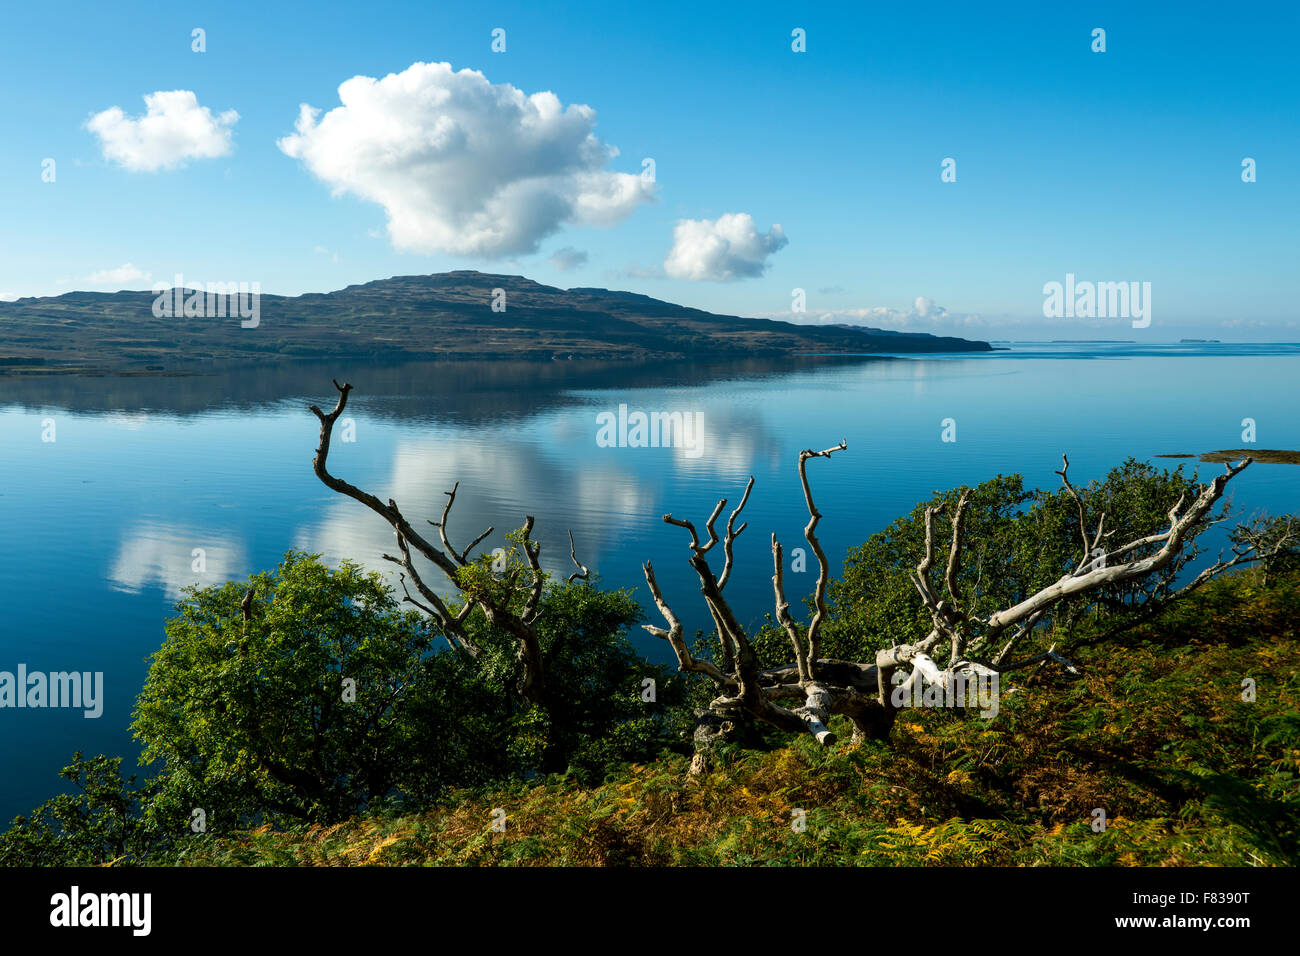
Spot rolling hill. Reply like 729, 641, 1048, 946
0, 272, 992, 373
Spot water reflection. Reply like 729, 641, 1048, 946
2, 344, 1298, 825
294, 436, 655, 590
0, 355, 884, 421
109, 521, 247, 598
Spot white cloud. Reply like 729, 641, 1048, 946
109, 521, 246, 599
912, 296, 943, 319
663, 213, 787, 281
548, 246, 588, 271
87, 90, 238, 172
84, 263, 150, 287
752, 297, 984, 331
278, 61, 654, 257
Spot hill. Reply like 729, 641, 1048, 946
0, 272, 991, 373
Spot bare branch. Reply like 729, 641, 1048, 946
772, 534, 810, 682
655, 442, 864, 747
699, 498, 727, 554
798, 441, 846, 674
392, 572, 436, 617
942, 491, 974, 659
310, 382, 462, 581
912, 504, 941, 608
1056, 453, 1092, 568
663, 514, 701, 550
876, 628, 943, 670
567, 529, 590, 584
986, 458, 1252, 640
428, 481, 495, 565
310, 381, 558, 704
998, 642, 1081, 675
944, 489, 971, 612
641, 561, 733, 688
984, 608, 1045, 665
717, 476, 754, 591
381, 533, 480, 658
520, 515, 545, 624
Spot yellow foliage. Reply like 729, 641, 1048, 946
365, 834, 402, 864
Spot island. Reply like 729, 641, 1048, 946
0, 271, 992, 374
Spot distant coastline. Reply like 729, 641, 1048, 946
0, 271, 992, 376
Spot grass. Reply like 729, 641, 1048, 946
169, 572, 1300, 867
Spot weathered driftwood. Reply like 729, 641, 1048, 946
310, 380, 587, 705
644, 444, 1263, 760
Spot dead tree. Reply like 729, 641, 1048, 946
310, 381, 587, 706
644, 444, 1264, 754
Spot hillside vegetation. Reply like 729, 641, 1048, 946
0, 272, 991, 373
171, 571, 1299, 866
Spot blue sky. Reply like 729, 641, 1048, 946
0, 0, 1296, 339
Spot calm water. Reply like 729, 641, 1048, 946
1, 343, 1298, 821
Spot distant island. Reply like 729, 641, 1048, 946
0, 272, 992, 374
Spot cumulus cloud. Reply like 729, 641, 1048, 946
278, 62, 653, 257
548, 246, 588, 271
663, 213, 787, 281
912, 296, 946, 320
84, 263, 150, 287
86, 90, 238, 172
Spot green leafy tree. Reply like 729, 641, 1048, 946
130, 550, 686, 832
0, 754, 153, 866
133, 552, 494, 828
449, 537, 686, 780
